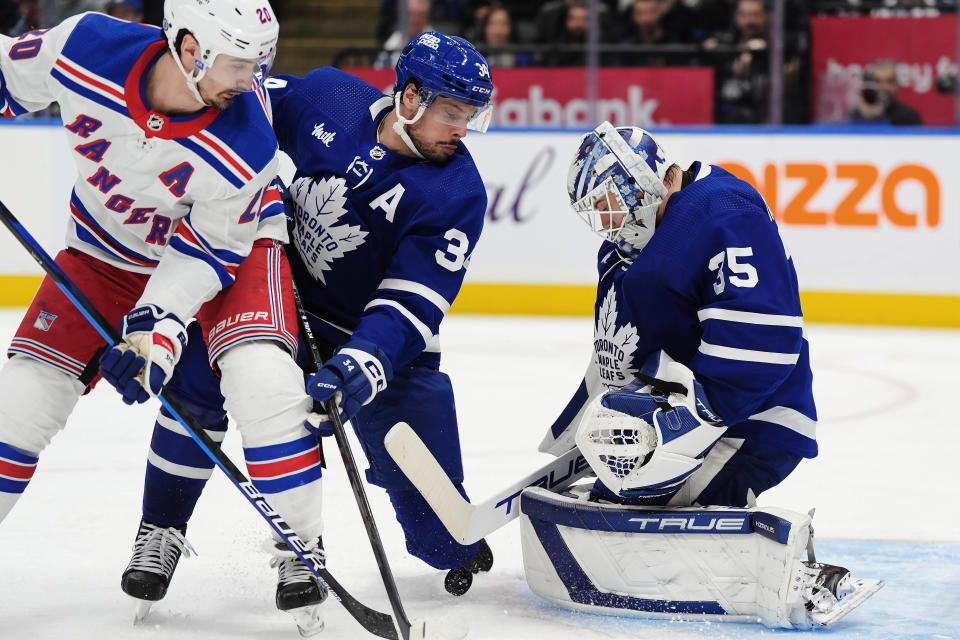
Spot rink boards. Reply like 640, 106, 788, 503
0, 122, 957, 327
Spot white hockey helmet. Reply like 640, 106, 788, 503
163, 0, 279, 100
567, 121, 671, 254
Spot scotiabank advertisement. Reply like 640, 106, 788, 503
811, 15, 958, 125
343, 67, 715, 127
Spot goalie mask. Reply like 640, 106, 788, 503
163, 0, 279, 103
567, 121, 670, 254
392, 31, 494, 157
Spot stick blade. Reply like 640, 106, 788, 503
385, 422, 475, 543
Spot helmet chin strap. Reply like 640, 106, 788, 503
166, 40, 209, 106
391, 92, 426, 160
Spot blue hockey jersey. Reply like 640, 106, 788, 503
543, 163, 817, 458
268, 67, 487, 369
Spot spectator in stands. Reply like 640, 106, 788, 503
616, 0, 698, 66
535, 0, 611, 66
848, 59, 922, 125
697, 0, 738, 35
478, 3, 530, 67
376, 0, 433, 68
707, 0, 771, 123
105, 0, 141, 21
1, 0, 37, 35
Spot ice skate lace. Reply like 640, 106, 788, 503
126, 522, 196, 578
268, 542, 326, 587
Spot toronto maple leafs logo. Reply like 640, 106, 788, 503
593, 286, 639, 387
290, 176, 368, 284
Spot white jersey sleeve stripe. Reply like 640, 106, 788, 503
698, 339, 799, 365
364, 298, 441, 352
698, 308, 805, 327
55, 56, 125, 102
379, 278, 451, 313
748, 406, 817, 439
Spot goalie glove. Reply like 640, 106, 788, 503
99, 305, 187, 405
305, 339, 393, 423
575, 350, 727, 500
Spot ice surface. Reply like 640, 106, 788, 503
0, 311, 957, 639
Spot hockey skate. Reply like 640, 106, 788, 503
802, 561, 885, 627
444, 539, 493, 596
269, 537, 328, 637
121, 518, 195, 623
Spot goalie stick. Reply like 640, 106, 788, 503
384, 422, 594, 545
0, 201, 420, 640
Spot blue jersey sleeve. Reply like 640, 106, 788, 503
352, 181, 486, 368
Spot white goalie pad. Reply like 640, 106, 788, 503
519, 486, 883, 629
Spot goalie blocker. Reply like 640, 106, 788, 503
519, 486, 884, 629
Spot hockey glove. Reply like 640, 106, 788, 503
576, 350, 727, 501
99, 305, 187, 405
306, 340, 393, 423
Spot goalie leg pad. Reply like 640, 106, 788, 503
519, 487, 882, 628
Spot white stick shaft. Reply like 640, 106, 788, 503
384, 422, 592, 544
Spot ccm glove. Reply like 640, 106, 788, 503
306, 340, 393, 423
99, 305, 187, 405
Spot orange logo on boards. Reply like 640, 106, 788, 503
718, 162, 940, 228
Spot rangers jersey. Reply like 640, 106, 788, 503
0, 14, 282, 320
546, 163, 818, 458
269, 67, 487, 369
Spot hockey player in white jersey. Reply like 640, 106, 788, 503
0, 0, 327, 631
519, 122, 883, 628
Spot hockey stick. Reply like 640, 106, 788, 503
384, 422, 594, 545
0, 202, 401, 640
292, 282, 416, 640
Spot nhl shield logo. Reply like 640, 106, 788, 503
369, 145, 386, 160
33, 310, 57, 331
147, 113, 165, 132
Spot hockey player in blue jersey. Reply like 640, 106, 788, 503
287, 30, 496, 597
117, 30, 497, 631
521, 122, 882, 628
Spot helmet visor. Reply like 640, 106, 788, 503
200, 49, 276, 92
421, 92, 493, 132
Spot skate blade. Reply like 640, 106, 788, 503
133, 599, 154, 625
289, 604, 324, 638
812, 578, 885, 626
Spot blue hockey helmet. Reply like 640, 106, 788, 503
567, 121, 671, 253
394, 31, 494, 133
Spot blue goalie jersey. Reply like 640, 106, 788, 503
268, 68, 487, 368
547, 162, 817, 458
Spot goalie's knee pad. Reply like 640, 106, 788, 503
518, 486, 882, 629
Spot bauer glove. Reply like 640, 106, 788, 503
100, 304, 187, 404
